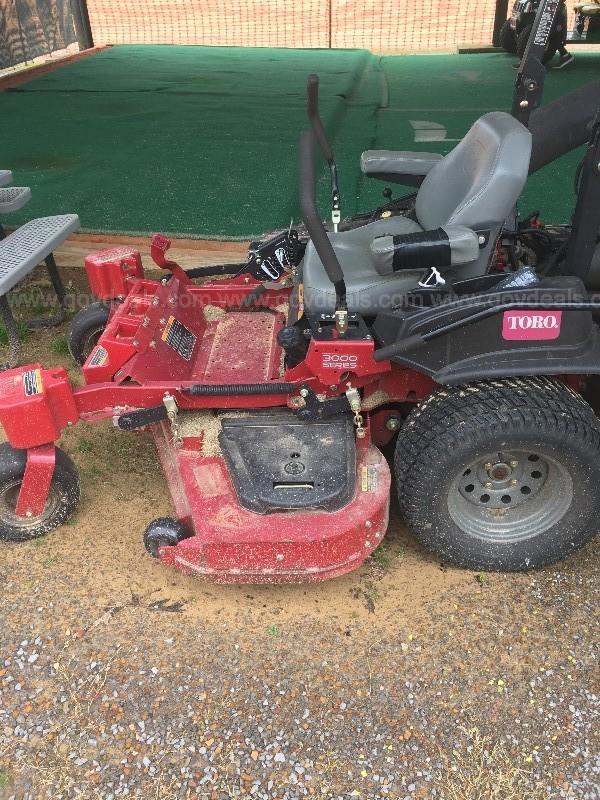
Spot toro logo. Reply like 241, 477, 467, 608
502, 311, 562, 341
322, 352, 359, 370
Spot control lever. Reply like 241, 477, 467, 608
307, 74, 341, 231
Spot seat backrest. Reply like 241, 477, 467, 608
415, 112, 532, 232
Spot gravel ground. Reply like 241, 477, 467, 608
1, 535, 598, 800
0, 270, 598, 799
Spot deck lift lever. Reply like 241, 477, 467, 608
307, 74, 341, 231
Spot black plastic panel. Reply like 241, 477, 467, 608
373, 276, 600, 384
219, 413, 356, 513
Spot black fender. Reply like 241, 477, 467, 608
373, 277, 600, 385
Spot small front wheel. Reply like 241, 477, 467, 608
395, 378, 600, 571
68, 302, 111, 365
144, 517, 191, 558
0, 445, 80, 542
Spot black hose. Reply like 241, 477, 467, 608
529, 81, 600, 174
184, 382, 295, 396
298, 130, 347, 310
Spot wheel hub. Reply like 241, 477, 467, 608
458, 451, 548, 510
449, 447, 573, 542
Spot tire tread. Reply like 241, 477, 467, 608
394, 378, 600, 569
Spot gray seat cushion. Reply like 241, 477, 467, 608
302, 216, 425, 315
301, 111, 532, 315
415, 112, 532, 232
0, 171, 13, 188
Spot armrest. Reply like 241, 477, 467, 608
370, 225, 480, 276
360, 151, 443, 186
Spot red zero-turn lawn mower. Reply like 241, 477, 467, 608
3, 57, 600, 582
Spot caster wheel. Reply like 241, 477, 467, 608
68, 302, 111, 365
0, 444, 80, 542
144, 517, 190, 558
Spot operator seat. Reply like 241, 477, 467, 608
301, 111, 532, 314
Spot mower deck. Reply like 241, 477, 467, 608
152, 416, 390, 583
87, 282, 391, 583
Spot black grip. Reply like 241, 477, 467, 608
299, 130, 346, 295
374, 334, 426, 362
117, 405, 168, 430
307, 73, 319, 117
306, 74, 335, 163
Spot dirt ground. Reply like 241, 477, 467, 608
0, 266, 598, 799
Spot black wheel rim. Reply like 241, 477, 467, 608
448, 449, 573, 542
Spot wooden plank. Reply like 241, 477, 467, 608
51, 232, 249, 270
0, 46, 111, 91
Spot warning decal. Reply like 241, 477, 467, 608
88, 345, 109, 367
23, 368, 43, 397
361, 465, 379, 493
161, 316, 196, 361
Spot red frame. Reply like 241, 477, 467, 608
15, 445, 56, 518
0, 241, 436, 581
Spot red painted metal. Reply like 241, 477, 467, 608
303, 337, 391, 383
153, 420, 390, 583
113, 277, 207, 383
84, 247, 144, 301
150, 234, 192, 285
369, 408, 402, 447
193, 310, 285, 384
0, 365, 78, 449
363, 369, 436, 406
15, 444, 56, 518
0, 256, 440, 583
0, 274, 434, 450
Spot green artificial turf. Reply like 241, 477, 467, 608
1, 45, 598, 239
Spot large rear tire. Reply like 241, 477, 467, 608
394, 378, 600, 571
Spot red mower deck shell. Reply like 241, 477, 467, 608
153, 420, 390, 583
